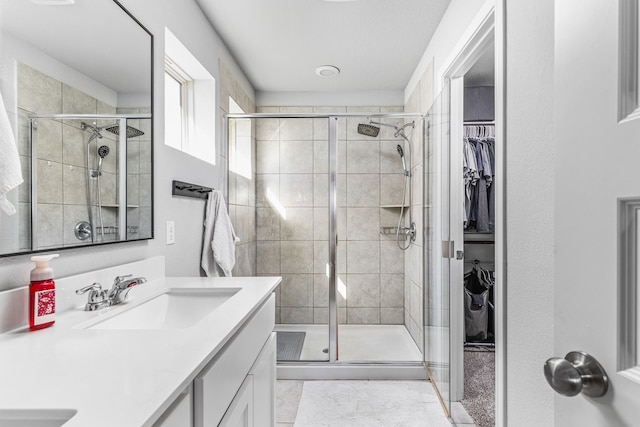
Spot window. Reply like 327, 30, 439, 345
164, 59, 189, 152
228, 97, 252, 179
164, 28, 216, 164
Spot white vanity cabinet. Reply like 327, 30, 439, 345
152, 385, 193, 427
219, 332, 276, 426
194, 294, 276, 427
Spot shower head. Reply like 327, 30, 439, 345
104, 124, 144, 138
98, 145, 110, 158
96, 145, 110, 175
357, 123, 380, 138
397, 144, 407, 172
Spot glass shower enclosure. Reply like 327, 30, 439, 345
226, 111, 427, 368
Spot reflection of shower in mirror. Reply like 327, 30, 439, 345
81, 120, 144, 243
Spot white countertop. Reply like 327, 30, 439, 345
0, 276, 281, 427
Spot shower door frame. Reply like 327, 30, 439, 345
226, 111, 426, 373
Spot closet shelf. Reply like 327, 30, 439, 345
464, 232, 495, 244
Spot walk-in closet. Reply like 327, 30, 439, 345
460, 45, 496, 427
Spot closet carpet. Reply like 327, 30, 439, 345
461, 347, 495, 427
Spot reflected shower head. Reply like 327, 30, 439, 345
97, 145, 110, 175
98, 145, 110, 158
357, 123, 380, 138
104, 124, 144, 138
397, 144, 407, 172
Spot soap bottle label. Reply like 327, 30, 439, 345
33, 289, 55, 326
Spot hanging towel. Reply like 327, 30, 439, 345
201, 190, 240, 277
0, 90, 23, 215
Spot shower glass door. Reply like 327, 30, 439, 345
334, 112, 424, 363
425, 83, 452, 413
249, 114, 330, 362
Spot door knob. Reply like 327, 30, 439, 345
543, 351, 608, 397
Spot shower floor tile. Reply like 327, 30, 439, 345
274, 324, 422, 362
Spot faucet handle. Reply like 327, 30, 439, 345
75, 283, 107, 306
76, 282, 103, 296
113, 274, 133, 286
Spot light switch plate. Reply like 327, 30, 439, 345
166, 221, 175, 245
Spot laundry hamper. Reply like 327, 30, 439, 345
464, 287, 489, 341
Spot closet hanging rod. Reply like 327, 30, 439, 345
464, 121, 495, 125
172, 180, 213, 200
463, 259, 495, 264
464, 240, 495, 245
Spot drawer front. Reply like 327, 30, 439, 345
194, 294, 275, 427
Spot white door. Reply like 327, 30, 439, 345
549, 0, 640, 424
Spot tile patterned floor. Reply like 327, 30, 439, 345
276, 380, 476, 427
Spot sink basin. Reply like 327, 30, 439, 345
0, 409, 76, 426
86, 288, 240, 330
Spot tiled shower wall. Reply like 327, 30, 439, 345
220, 61, 257, 277
16, 62, 152, 249
255, 106, 411, 325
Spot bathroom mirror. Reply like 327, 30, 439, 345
0, 0, 153, 256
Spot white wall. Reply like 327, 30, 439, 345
405, 0, 488, 104
0, 0, 254, 291
504, 0, 555, 425
256, 90, 404, 107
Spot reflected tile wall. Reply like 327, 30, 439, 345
18, 61, 152, 247
256, 106, 412, 326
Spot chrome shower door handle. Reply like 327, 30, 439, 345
543, 351, 609, 397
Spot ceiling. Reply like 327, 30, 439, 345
195, 0, 451, 94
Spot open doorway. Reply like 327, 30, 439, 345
434, 4, 499, 425
459, 44, 496, 427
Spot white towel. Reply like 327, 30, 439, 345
201, 190, 240, 277
0, 90, 23, 215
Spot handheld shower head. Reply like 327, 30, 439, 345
397, 144, 407, 172
97, 145, 110, 175
98, 145, 110, 159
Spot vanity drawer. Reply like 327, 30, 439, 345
194, 294, 275, 427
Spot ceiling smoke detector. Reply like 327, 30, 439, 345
315, 65, 340, 78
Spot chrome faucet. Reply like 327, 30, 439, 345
106, 275, 147, 305
76, 275, 146, 311
75, 283, 109, 311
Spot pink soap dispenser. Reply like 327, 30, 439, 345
29, 254, 59, 331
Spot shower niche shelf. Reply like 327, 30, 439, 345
101, 204, 140, 208
380, 204, 409, 208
